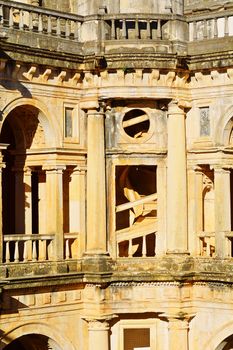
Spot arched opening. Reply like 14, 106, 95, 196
0, 104, 49, 263
4, 333, 61, 350
216, 334, 233, 350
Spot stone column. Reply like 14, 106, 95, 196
167, 317, 189, 350
0, 152, 6, 263
166, 101, 188, 254
44, 165, 65, 260
69, 166, 86, 257
88, 320, 109, 350
85, 104, 107, 255
156, 160, 167, 255
214, 166, 231, 258
24, 167, 32, 235
14, 167, 25, 234
188, 166, 203, 255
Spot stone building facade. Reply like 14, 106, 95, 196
0, 0, 232, 349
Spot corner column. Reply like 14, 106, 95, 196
82, 101, 107, 255
166, 101, 188, 254
43, 165, 65, 260
167, 317, 189, 350
214, 166, 231, 257
87, 320, 110, 350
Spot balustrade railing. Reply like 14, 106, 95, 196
3, 232, 79, 263
103, 14, 173, 40
3, 234, 55, 263
0, 0, 83, 40
188, 12, 233, 41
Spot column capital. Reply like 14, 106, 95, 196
160, 312, 195, 327
168, 100, 191, 115
79, 99, 99, 111
83, 314, 117, 330
43, 165, 66, 172
211, 165, 231, 174
72, 166, 87, 174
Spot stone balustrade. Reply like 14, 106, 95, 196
102, 14, 173, 40
0, 0, 83, 40
3, 233, 55, 263
188, 11, 233, 41
198, 231, 233, 258
3, 233, 79, 263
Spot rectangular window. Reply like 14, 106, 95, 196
200, 107, 210, 136
124, 328, 150, 350
65, 107, 73, 138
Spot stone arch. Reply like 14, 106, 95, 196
215, 105, 233, 146
204, 321, 233, 350
0, 321, 75, 350
1, 97, 59, 147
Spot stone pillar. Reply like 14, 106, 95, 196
0, 144, 8, 263
167, 317, 189, 350
24, 167, 32, 235
156, 160, 167, 255
188, 167, 203, 255
214, 167, 231, 258
88, 320, 109, 350
69, 166, 86, 257
166, 101, 188, 254
14, 168, 25, 234
85, 104, 107, 255
44, 165, 65, 260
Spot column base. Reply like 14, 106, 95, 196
82, 253, 113, 273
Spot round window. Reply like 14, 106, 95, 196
122, 109, 150, 139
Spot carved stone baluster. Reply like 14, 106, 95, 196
135, 18, 139, 39
74, 21, 80, 40
157, 19, 162, 39
122, 19, 126, 39
203, 19, 207, 39
28, 11, 33, 31
146, 20, 150, 39
32, 240, 37, 261
111, 19, 115, 39
213, 17, 218, 38
5, 241, 10, 263
65, 19, 70, 38
224, 16, 229, 37
9, 7, 14, 28
206, 237, 210, 257
56, 17, 61, 37
19, 9, 24, 30
142, 235, 147, 257
38, 13, 43, 33
128, 239, 133, 257
14, 241, 19, 263
39, 239, 46, 261
193, 21, 197, 40
47, 15, 52, 34
65, 239, 70, 259
23, 240, 28, 262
